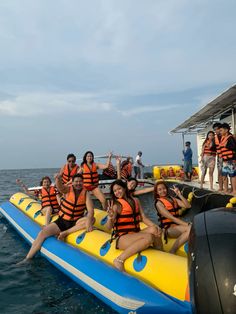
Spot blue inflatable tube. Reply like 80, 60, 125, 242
0, 201, 191, 314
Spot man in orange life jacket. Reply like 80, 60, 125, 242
213, 122, 223, 191
24, 174, 94, 260
59, 153, 79, 185
219, 123, 236, 194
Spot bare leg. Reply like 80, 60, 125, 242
141, 225, 163, 250
230, 176, 236, 194
167, 225, 191, 254
58, 217, 95, 240
114, 232, 155, 271
26, 223, 60, 260
41, 206, 53, 226
209, 167, 214, 190
223, 176, 228, 192
92, 187, 107, 210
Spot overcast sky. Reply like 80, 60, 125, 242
0, 0, 235, 169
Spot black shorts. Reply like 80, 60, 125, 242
54, 217, 76, 232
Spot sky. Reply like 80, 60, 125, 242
0, 0, 235, 169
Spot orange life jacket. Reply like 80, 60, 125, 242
219, 134, 236, 161
203, 140, 216, 156
59, 186, 87, 221
113, 198, 141, 237
156, 197, 180, 228
103, 163, 117, 179
82, 163, 99, 187
62, 164, 79, 184
121, 162, 132, 180
41, 186, 59, 210
214, 134, 222, 156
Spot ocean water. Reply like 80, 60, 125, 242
0, 168, 157, 314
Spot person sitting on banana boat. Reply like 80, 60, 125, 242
16, 176, 60, 226
154, 181, 191, 254
59, 153, 80, 185
78, 151, 112, 210
116, 157, 154, 196
105, 179, 163, 272
23, 173, 94, 261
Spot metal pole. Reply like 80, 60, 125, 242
182, 132, 185, 150
231, 106, 235, 134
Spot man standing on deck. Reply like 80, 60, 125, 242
134, 151, 145, 179
182, 142, 193, 181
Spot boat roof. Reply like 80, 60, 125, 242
170, 84, 236, 134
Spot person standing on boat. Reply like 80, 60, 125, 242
105, 179, 163, 272
213, 122, 223, 191
154, 181, 191, 254
182, 141, 192, 181
219, 123, 236, 194
24, 174, 94, 260
79, 151, 112, 210
200, 131, 216, 190
134, 151, 144, 179
59, 153, 79, 185
16, 176, 60, 226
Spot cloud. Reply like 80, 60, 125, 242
118, 104, 180, 117
0, 91, 114, 117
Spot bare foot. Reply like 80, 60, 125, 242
58, 231, 68, 241
113, 258, 125, 272
15, 258, 30, 266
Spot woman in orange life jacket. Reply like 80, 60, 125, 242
116, 156, 154, 196
105, 179, 163, 272
219, 123, 236, 194
24, 174, 94, 260
154, 181, 191, 254
79, 151, 112, 210
200, 131, 216, 190
59, 153, 80, 185
213, 122, 223, 191
16, 176, 60, 226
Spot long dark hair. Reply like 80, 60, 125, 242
81, 151, 94, 165
110, 179, 135, 211
40, 176, 52, 186
202, 131, 215, 147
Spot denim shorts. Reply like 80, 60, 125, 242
221, 160, 236, 177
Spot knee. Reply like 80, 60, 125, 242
38, 229, 47, 240
148, 225, 161, 237
144, 233, 155, 246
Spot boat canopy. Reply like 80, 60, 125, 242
170, 84, 236, 134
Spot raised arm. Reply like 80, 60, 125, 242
16, 179, 35, 196
54, 173, 69, 195
85, 192, 94, 232
116, 156, 122, 179
171, 186, 191, 209
97, 152, 112, 170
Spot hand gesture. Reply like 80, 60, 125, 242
170, 185, 181, 197
107, 199, 115, 220
16, 179, 22, 185
54, 173, 59, 180
108, 152, 113, 159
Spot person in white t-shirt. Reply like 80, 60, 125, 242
134, 151, 144, 179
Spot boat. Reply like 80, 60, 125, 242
0, 192, 191, 314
